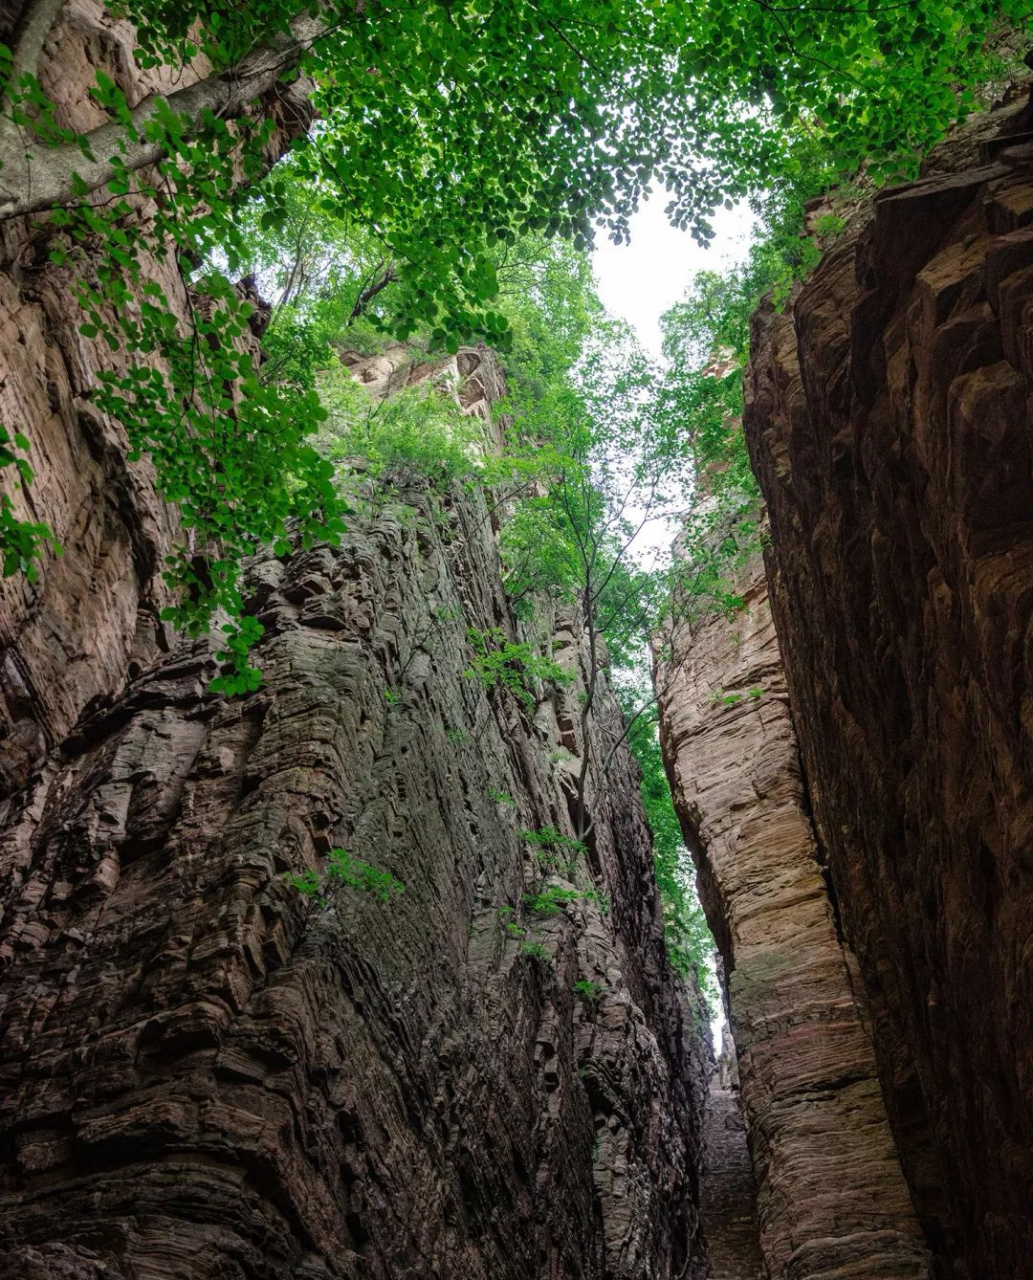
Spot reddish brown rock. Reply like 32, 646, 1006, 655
0, 0, 308, 797
659, 551, 930, 1280
745, 92, 1033, 1278
0, 469, 709, 1277
0, 10, 711, 1264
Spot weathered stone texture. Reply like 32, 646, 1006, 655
0, 470, 708, 1277
658, 552, 929, 1280
697, 1057, 763, 1280
0, 12, 710, 1261
745, 94, 1033, 1278
0, 0, 307, 797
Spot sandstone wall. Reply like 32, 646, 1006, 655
744, 92, 1033, 1278
0, 0, 306, 796
0, 407, 710, 1276
658, 553, 929, 1280
0, 11, 713, 1267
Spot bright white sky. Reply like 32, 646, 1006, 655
587, 193, 757, 573
591, 196, 756, 359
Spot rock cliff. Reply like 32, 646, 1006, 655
0, 0, 307, 797
0, 414, 711, 1275
0, 333, 710, 1275
743, 92, 1033, 1278
659, 86, 1033, 1280
0, 9, 711, 1269
658, 548, 930, 1280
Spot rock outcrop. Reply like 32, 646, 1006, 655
658, 551, 930, 1280
0, 8, 712, 1270
0, 481, 710, 1279
744, 91, 1033, 1278
0, 326, 709, 1274
0, 0, 307, 797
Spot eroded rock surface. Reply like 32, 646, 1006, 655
0, 0, 307, 797
658, 553, 929, 1280
697, 1039, 763, 1280
0, 11, 710, 1262
0, 474, 709, 1277
745, 93, 1033, 1278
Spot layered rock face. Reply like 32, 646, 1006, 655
0, 359, 709, 1275
0, 0, 305, 797
696, 1039, 763, 1280
745, 93, 1033, 1278
0, 12, 711, 1270
658, 552, 929, 1280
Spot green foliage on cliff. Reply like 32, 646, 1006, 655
0, 425, 60, 582
629, 717, 718, 1005
0, 0, 1024, 671
123, 0, 1027, 289
659, 269, 763, 619
573, 980, 604, 1003
467, 257, 721, 996
656, 156, 857, 617
286, 848, 405, 909
318, 365, 482, 490
464, 627, 574, 711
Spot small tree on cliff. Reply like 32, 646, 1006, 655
488, 320, 685, 838
0, 0, 1021, 678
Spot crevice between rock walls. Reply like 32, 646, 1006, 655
657, 549, 931, 1280
696, 1036, 764, 1280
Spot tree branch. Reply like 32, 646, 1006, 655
597, 697, 658, 788
0, 11, 325, 221
349, 260, 397, 319
7, 0, 65, 89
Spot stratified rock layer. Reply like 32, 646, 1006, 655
745, 96, 1033, 1278
659, 554, 929, 1280
0, 0, 307, 796
0, 470, 708, 1278
0, 6, 711, 1261
697, 1049, 763, 1280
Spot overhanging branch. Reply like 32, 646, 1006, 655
0, 11, 326, 221
7, 0, 66, 90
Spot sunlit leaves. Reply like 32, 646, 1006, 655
0, 424, 62, 583
1, 0, 1023, 686
628, 715, 718, 1009
35, 101, 346, 689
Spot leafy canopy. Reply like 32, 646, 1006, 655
0, 0, 1022, 681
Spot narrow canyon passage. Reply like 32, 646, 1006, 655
697, 1049, 763, 1280
1, 4, 1033, 1279
658, 554, 930, 1280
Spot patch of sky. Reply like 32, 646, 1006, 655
591, 194, 755, 1053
